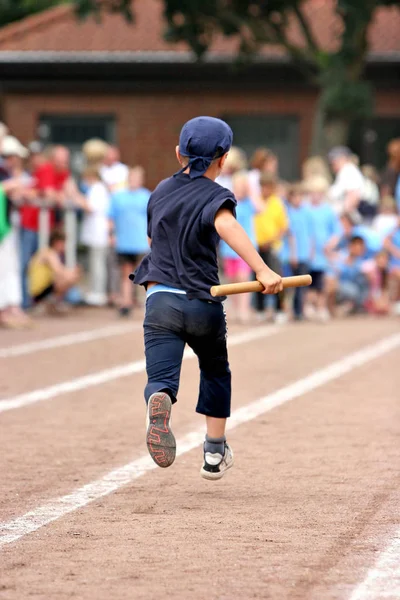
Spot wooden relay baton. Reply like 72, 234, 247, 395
210, 274, 312, 297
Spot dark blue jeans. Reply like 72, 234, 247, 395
20, 228, 39, 309
144, 292, 231, 418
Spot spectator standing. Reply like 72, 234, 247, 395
20, 145, 70, 308
328, 146, 364, 217
219, 171, 261, 323
305, 176, 341, 322
0, 136, 34, 327
100, 145, 129, 193
80, 167, 110, 306
284, 183, 313, 320
108, 166, 150, 316
254, 172, 288, 322
0, 177, 32, 328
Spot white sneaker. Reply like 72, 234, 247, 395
275, 311, 288, 325
317, 308, 331, 323
200, 443, 234, 480
84, 292, 107, 307
304, 304, 317, 321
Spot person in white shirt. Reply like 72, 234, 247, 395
100, 146, 128, 193
328, 146, 365, 216
80, 167, 110, 306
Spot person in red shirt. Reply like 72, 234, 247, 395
20, 145, 71, 308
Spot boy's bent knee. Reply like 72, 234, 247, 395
199, 354, 230, 376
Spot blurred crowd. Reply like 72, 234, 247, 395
217, 142, 400, 324
0, 119, 400, 330
0, 124, 150, 328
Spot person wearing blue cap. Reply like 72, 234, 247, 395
132, 116, 282, 479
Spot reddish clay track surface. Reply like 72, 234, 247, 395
0, 308, 399, 600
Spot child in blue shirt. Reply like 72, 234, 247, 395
219, 171, 261, 323
108, 167, 150, 316
133, 116, 282, 480
283, 183, 313, 319
327, 236, 369, 315
305, 176, 341, 322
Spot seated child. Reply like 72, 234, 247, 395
28, 230, 80, 314
327, 236, 369, 316
219, 171, 261, 323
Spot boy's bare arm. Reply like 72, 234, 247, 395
214, 208, 282, 294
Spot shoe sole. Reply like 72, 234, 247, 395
146, 393, 176, 468
200, 459, 234, 481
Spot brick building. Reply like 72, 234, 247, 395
0, 0, 399, 186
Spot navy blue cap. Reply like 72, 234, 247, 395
178, 116, 233, 179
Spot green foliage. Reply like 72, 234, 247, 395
74, 0, 133, 22
157, 0, 400, 121
2, 0, 399, 128
0, 0, 66, 27
321, 79, 373, 119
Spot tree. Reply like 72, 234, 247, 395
2, 1, 398, 152
75, 0, 400, 153
0, 0, 66, 28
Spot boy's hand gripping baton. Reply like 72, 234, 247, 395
210, 274, 312, 297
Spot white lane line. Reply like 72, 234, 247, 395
0, 322, 141, 359
1, 332, 399, 548
0, 325, 282, 414
348, 530, 400, 600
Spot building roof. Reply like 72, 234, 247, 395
0, 0, 398, 60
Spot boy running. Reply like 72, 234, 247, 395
133, 117, 282, 480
